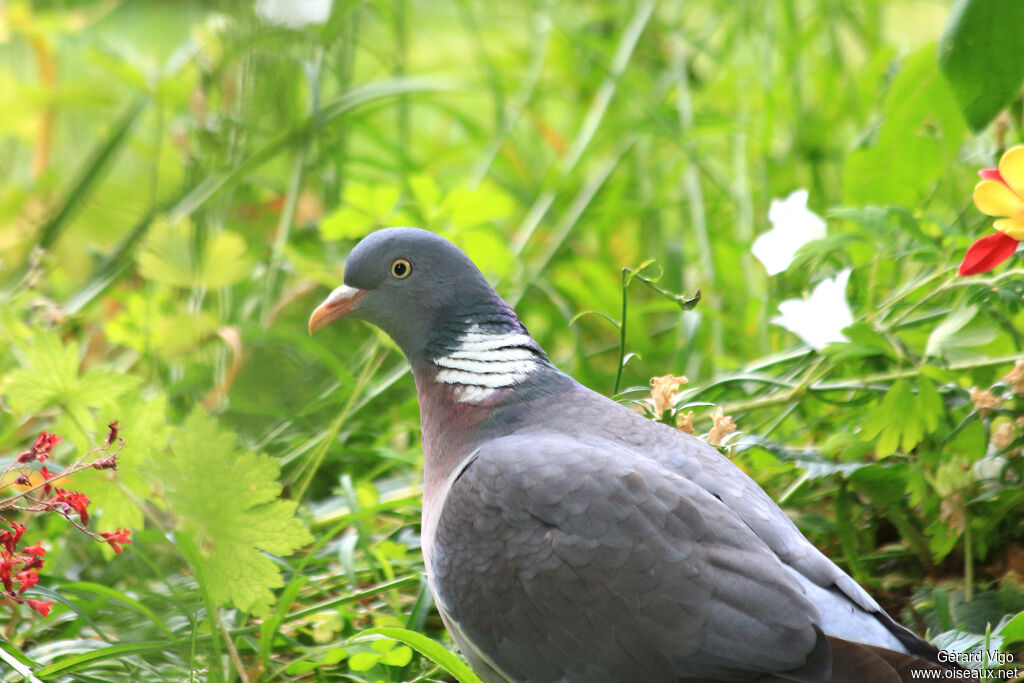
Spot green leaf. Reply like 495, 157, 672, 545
844, 138, 942, 208
319, 182, 401, 240
353, 627, 482, 683
939, 0, 1024, 131
998, 611, 1024, 645
4, 334, 137, 435
862, 381, 915, 457
843, 46, 966, 206
151, 410, 313, 616
137, 217, 251, 289
925, 305, 998, 359
442, 183, 515, 228
861, 379, 943, 458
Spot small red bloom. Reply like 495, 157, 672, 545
39, 466, 57, 494
33, 432, 62, 457
22, 542, 46, 557
16, 450, 35, 463
52, 490, 91, 525
91, 457, 118, 470
0, 556, 13, 592
1, 522, 26, 554
958, 232, 1020, 276
16, 569, 38, 594
26, 599, 52, 617
21, 555, 43, 571
13, 474, 29, 486
100, 528, 132, 554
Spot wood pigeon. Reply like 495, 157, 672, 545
309, 227, 959, 682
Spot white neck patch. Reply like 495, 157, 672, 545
432, 325, 544, 403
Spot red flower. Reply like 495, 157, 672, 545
32, 432, 62, 459
100, 528, 132, 554
22, 542, 46, 557
0, 556, 14, 592
16, 450, 35, 463
16, 569, 38, 594
1, 522, 26, 553
21, 554, 43, 571
962, 146, 1024, 275
959, 232, 1020, 276
26, 599, 52, 617
39, 466, 57, 495
53, 490, 90, 525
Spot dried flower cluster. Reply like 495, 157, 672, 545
649, 374, 688, 416
708, 407, 737, 447
991, 422, 1016, 451
1003, 359, 1024, 395
969, 387, 1002, 417
676, 410, 696, 435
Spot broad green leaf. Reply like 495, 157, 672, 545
939, 0, 1024, 131
442, 183, 515, 228
4, 334, 137, 435
998, 611, 1024, 646
458, 227, 513, 280
320, 182, 401, 240
924, 305, 977, 357
844, 138, 942, 208
409, 174, 442, 221
843, 47, 965, 206
150, 410, 313, 616
925, 305, 998, 359
137, 218, 251, 289
860, 378, 944, 457
861, 381, 915, 457
917, 377, 943, 432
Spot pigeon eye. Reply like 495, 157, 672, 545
390, 258, 412, 279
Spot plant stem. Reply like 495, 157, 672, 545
964, 513, 974, 603
614, 268, 629, 395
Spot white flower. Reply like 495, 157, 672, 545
772, 269, 853, 350
256, 0, 333, 28
752, 189, 827, 275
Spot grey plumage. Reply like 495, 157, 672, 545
309, 227, 956, 682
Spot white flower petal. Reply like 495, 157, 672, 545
771, 269, 853, 350
256, 0, 333, 28
753, 189, 827, 275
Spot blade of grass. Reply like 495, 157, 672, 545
0, 641, 44, 683
35, 98, 148, 253
170, 77, 456, 221
512, 1, 654, 255
351, 627, 481, 683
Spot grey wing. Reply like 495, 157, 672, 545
569, 389, 923, 655
634, 418, 920, 653
430, 433, 830, 683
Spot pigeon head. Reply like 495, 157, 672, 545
309, 228, 544, 381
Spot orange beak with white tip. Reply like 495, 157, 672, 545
308, 285, 368, 334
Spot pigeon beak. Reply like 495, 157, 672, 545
308, 285, 368, 334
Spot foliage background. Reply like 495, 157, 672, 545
1, 0, 1023, 680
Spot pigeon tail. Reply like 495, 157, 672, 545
821, 636, 961, 683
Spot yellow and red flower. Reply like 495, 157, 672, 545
960, 145, 1024, 275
